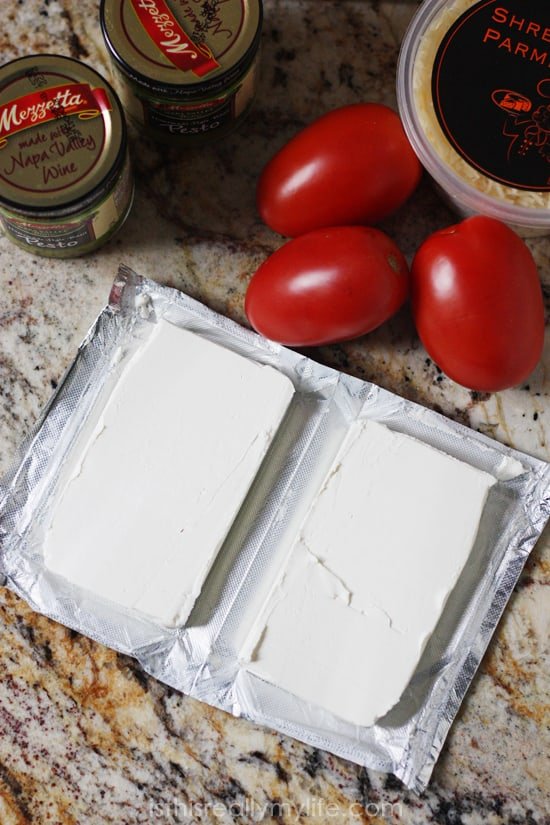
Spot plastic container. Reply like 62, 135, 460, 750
100, 0, 263, 146
397, 0, 550, 236
0, 55, 134, 257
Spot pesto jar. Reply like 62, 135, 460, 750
0, 55, 133, 257
100, 0, 262, 145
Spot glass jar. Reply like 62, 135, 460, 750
0, 54, 134, 257
100, 0, 263, 146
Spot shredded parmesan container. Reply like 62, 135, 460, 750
397, 0, 550, 235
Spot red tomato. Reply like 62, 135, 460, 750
411, 216, 545, 392
245, 226, 409, 346
257, 103, 422, 237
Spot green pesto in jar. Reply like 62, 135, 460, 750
0, 55, 134, 258
100, 0, 262, 145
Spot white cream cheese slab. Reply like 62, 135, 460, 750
241, 418, 496, 727
43, 320, 294, 627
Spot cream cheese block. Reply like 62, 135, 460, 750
43, 320, 294, 627
241, 418, 497, 727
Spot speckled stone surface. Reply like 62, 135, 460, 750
0, 1, 549, 823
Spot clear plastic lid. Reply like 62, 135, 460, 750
397, 0, 550, 233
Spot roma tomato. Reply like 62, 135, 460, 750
245, 226, 409, 346
411, 216, 545, 392
257, 103, 422, 237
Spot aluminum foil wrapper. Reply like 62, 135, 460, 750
1, 265, 549, 793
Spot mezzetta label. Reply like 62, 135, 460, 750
130, 0, 220, 77
0, 83, 111, 148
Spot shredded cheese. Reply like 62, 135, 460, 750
413, 0, 550, 210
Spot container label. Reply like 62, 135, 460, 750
432, 0, 550, 190
144, 93, 232, 133
117, 0, 252, 87
130, 0, 220, 77
137, 58, 256, 135
0, 153, 133, 253
2, 214, 95, 250
0, 83, 111, 148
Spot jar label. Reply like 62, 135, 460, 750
2, 213, 97, 250
0, 152, 133, 253
0, 74, 114, 198
144, 93, 232, 134
113, 0, 255, 87
133, 57, 257, 135
0, 83, 111, 148
0, 57, 126, 212
432, 0, 550, 191
129, 0, 220, 77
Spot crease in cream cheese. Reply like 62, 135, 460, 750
43, 319, 294, 627
241, 418, 497, 727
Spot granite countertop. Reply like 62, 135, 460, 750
0, 1, 549, 823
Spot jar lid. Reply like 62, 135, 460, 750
101, 0, 262, 94
0, 55, 126, 213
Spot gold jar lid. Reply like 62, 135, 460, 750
101, 0, 262, 96
0, 54, 126, 213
